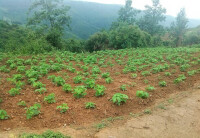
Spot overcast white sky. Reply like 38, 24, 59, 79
79, 0, 200, 19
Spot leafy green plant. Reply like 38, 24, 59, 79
35, 88, 47, 94
18, 101, 26, 107
17, 66, 26, 73
101, 72, 110, 78
73, 76, 83, 84
136, 91, 149, 99
0, 110, 9, 120
105, 77, 113, 84
145, 85, 155, 92
8, 88, 21, 96
32, 81, 45, 89
44, 93, 56, 104
85, 102, 96, 109
120, 85, 127, 91
111, 93, 129, 105
62, 84, 72, 92
141, 71, 151, 76
187, 70, 196, 76
56, 103, 69, 113
84, 78, 95, 88
53, 76, 65, 86
73, 86, 87, 98
159, 81, 167, 87
25, 103, 41, 119
131, 73, 137, 79
174, 74, 186, 84
165, 72, 171, 76
94, 85, 105, 97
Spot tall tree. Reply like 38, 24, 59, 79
27, 0, 71, 49
139, 0, 166, 35
118, 0, 139, 24
170, 8, 188, 46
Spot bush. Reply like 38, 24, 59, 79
109, 23, 152, 49
62, 38, 85, 53
85, 31, 109, 52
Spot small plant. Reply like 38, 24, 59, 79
53, 76, 65, 86
73, 76, 83, 84
94, 85, 105, 97
136, 91, 149, 99
144, 79, 149, 84
25, 103, 41, 119
85, 102, 96, 109
44, 93, 56, 104
18, 101, 26, 107
120, 85, 127, 91
131, 73, 137, 79
73, 86, 87, 98
28, 78, 37, 85
0, 110, 9, 120
105, 77, 113, 84
84, 78, 95, 88
35, 88, 47, 94
62, 84, 72, 92
141, 71, 151, 76
15, 81, 25, 89
159, 81, 167, 87
174, 74, 186, 84
165, 72, 171, 76
145, 85, 155, 92
0, 98, 2, 103
17, 66, 26, 73
144, 109, 152, 114
111, 93, 128, 105
92, 66, 101, 74
32, 81, 45, 89
56, 103, 69, 113
101, 72, 110, 78
8, 88, 20, 96
187, 70, 196, 76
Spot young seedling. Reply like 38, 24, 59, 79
25, 103, 41, 119
56, 103, 69, 113
85, 102, 96, 109
44, 93, 56, 104
136, 91, 149, 99
73, 86, 87, 98
62, 84, 72, 92
0, 110, 9, 120
94, 85, 105, 97
18, 101, 26, 107
120, 85, 127, 91
159, 81, 167, 87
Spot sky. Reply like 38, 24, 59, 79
78, 0, 200, 19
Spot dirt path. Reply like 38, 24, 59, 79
1, 84, 200, 138
95, 86, 200, 138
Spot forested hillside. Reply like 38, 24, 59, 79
1, 0, 200, 39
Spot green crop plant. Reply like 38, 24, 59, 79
28, 78, 37, 85
17, 66, 26, 73
136, 91, 149, 99
111, 93, 129, 105
85, 102, 96, 109
84, 78, 95, 88
35, 88, 47, 94
73, 86, 87, 98
120, 85, 127, 91
15, 81, 25, 89
25, 103, 41, 119
165, 72, 171, 76
101, 72, 110, 78
44, 93, 56, 104
10, 63, 17, 70
0, 65, 10, 73
47, 75, 56, 81
62, 84, 72, 92
159, 81, 167, 87
8, 88, 21, 96
174, 74, 186, 84
144, 79, 149, 84
145, 85, 155, 92
94, 85, 106, 97
0, 110, 9, 120
180, 64, 190, 72
105, 77, 113, 84
32, 81, 46, 89
53, 76, 65, 86
51, 63, 62, 71
57, 103, 69, 113
92, 66, 101, 74
141, 71, 151, 77
18, 101, 26, 107
131, 73, 137, 79
26, 70, 40, 80
73, 76, 83, 84
187, 70, 196, 76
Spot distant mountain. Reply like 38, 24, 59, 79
0, 0, 200, 39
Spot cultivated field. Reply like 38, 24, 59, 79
0, 47, 199, 131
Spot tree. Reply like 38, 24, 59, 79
139, 0, 166, 35
27, 0, 71, 49
118, 0, 139, 24
170, 8, 188, 46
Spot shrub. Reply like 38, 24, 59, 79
111, 93, 129, 105
44, 93, 56, 104
25, 103, 41, 119
94, 85, 106, 97
56, 103, 69, 113
73, 86, 87, 98
0, 110, 9, 120
85, 102, 96, 109
136, 91, 149, 99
